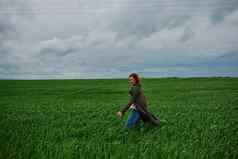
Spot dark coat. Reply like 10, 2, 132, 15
120, 84, 160, 126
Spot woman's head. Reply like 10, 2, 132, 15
128, 73, 140, 86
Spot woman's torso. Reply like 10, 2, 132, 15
129, 85, 147, 109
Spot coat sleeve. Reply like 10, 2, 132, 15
120, 101, 133, 114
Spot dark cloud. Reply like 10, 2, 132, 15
0, 1, 25, 36
110, 0, 192, 40
210, 0, 238, 25
0, 0, 34, 78
216, 50, 238, 66
0, 18, 15, 40
180, 26, 194, 42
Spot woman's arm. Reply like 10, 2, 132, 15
119, 101, 133, 115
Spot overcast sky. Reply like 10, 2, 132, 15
0, 0, 238, 79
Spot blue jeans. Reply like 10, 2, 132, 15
125, 109, 141, 128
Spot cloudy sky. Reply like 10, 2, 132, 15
0, 0, 238, 79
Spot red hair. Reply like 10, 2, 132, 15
129, 73, 140, 85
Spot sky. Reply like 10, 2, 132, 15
0, 0, 238, 79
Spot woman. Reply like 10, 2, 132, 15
116, 73, 160, 128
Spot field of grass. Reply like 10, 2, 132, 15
0, 77, 238, 159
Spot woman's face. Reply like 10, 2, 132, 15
128, 76, 136, 86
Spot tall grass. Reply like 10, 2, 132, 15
0, 78, 237, 158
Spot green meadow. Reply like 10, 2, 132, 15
0, 77, 237, 159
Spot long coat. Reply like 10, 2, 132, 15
120, 84, 160, 126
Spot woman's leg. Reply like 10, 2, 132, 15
125, 109, 141, 128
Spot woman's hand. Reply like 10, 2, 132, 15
116, 111, 123, 118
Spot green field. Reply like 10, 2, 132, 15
0, 77, 238, 159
